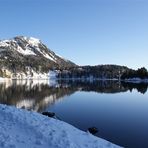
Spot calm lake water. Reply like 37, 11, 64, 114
0, 79, 148, 148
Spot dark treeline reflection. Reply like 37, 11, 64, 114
121, 82, 148, 94
58, 80, 128, 93
0, 80, 147, 112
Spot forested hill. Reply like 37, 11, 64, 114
57, 65, 130, 79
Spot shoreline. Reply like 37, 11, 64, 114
0, 104, 121, 148
1, 76, 148, 83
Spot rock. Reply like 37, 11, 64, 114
42, 112, 55, 118
88, 127, 98, 135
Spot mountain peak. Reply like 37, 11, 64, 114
0, 36, 76, 75
14, 36, 41, 46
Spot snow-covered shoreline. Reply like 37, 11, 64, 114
1, 74, 148, 84
0, 104, 121, 148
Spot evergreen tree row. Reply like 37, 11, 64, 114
121, 67, 148, 79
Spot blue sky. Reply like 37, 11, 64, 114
0, 0, 148, 69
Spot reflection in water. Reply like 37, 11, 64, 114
0, 80, 147, 112
58, 80, 128, 93
0, 80, 77, 112
121, 82, 148, 94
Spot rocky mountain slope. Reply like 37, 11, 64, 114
0, 36, 76, 78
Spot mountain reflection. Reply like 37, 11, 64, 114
0, 80, 77, 112
0, 80, 147, 112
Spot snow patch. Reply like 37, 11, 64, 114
42, 52, 56, 62
17, 45, 36, 55
0, 40, 10, 47
48, 71, 57, 79
23, 36, 41, 46
10, 69, 57, 80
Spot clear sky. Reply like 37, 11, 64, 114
0, 0, 148, 69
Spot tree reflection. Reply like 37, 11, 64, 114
0, 80, 147, 112
121, 82, 148, 94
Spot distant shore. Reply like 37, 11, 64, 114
1, 76, 148, 83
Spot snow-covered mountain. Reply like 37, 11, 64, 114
0, 36, 76, 78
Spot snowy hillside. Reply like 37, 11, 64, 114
0, 36, 76, 78
0, 36, 66, 62
0, 104, 120, 148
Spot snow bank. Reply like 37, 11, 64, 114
9, 70, 57, 80
0, 104, 120, 148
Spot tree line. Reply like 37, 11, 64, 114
121, 67, 148, 79
57, 65, 129, 79
57, 65, 148, 80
